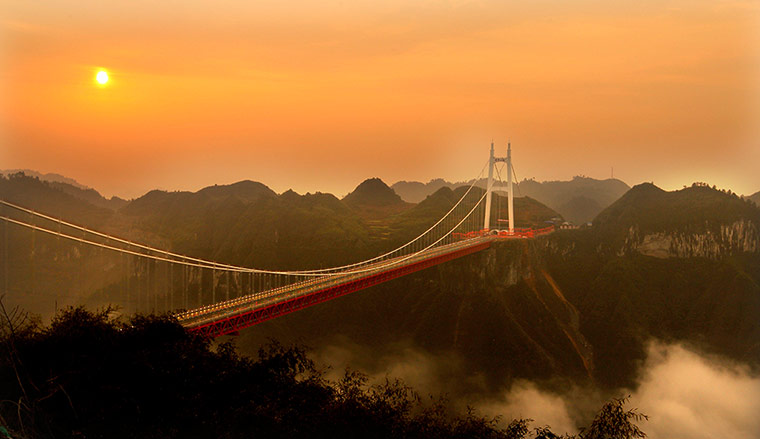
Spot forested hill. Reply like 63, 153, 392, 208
0, 173, 114, 228
536, 183, 760, 387
116, 178, 558, 269
343, 177, 406, 207
342, 177, 413, 220
1, 174, 561, 266
590, 182, 760, 257
0, 171, 127, 211
0, 173, 560, 317
121, 182, 371, 270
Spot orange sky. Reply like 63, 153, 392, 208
2, 0, 759, 198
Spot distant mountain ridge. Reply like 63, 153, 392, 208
748, 191, 760, 206
392, 176, 630, 224
0, 173, 114, 227
1, 170, 127, 210
518, 176, 630, 224
0, 169, 88, 189
389, 179, 453, 204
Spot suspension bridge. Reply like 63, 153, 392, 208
0, 143, 554, 337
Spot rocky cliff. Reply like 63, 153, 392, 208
622, 219, 759, 258
238, 238, 596, 395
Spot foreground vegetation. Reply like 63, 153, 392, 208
0, 305, 646, 439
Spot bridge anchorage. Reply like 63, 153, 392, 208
0, 142, 554, 337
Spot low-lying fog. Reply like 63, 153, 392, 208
311, 340, 760, 438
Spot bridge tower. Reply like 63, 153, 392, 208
483, 141, 514, 234
484, 141, 495, 231
506, 142, 514, 234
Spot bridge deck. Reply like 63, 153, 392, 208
178, 237, 493, 337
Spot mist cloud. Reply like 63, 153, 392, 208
313, 338, 760, 438
477, 381, 577, 434
630, 342, 760, 439
312, 338, 487, 399
477, 341, 760, 438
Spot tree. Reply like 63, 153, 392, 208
1, 305, 648, 439
580, 397, 647, 439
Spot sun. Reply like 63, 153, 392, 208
95, 70, 109, 85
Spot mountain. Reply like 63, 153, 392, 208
119, 179, 559, 270
0, 173, 563, 321
122, 182, 367, 270
0, 173, 114, 227
592, 182, 760, 258
196, 180, 277, 203
392, 176, 630, 224
0, 174, 121, 315
391, 179, 455, 203
342, 178, 412, 220
540, 184, 760, 387
504, 176, 630, 224
124, 180, 277, 215
748, 191, 760, 206
0, 170, 127, 211
343, 178, 405, 207
48, 181, 128, 210
0, 169, 88, 189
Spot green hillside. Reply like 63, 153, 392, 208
122, 185, 371, 270
592, 182, 760, 253
116, 178, 559, 270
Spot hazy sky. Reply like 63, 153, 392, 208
2, 0, 759, 198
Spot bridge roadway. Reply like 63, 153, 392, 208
177, 236, 494, 337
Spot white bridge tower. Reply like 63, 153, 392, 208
483, 141, 514, 234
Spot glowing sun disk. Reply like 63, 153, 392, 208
96, 70, 109, 85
